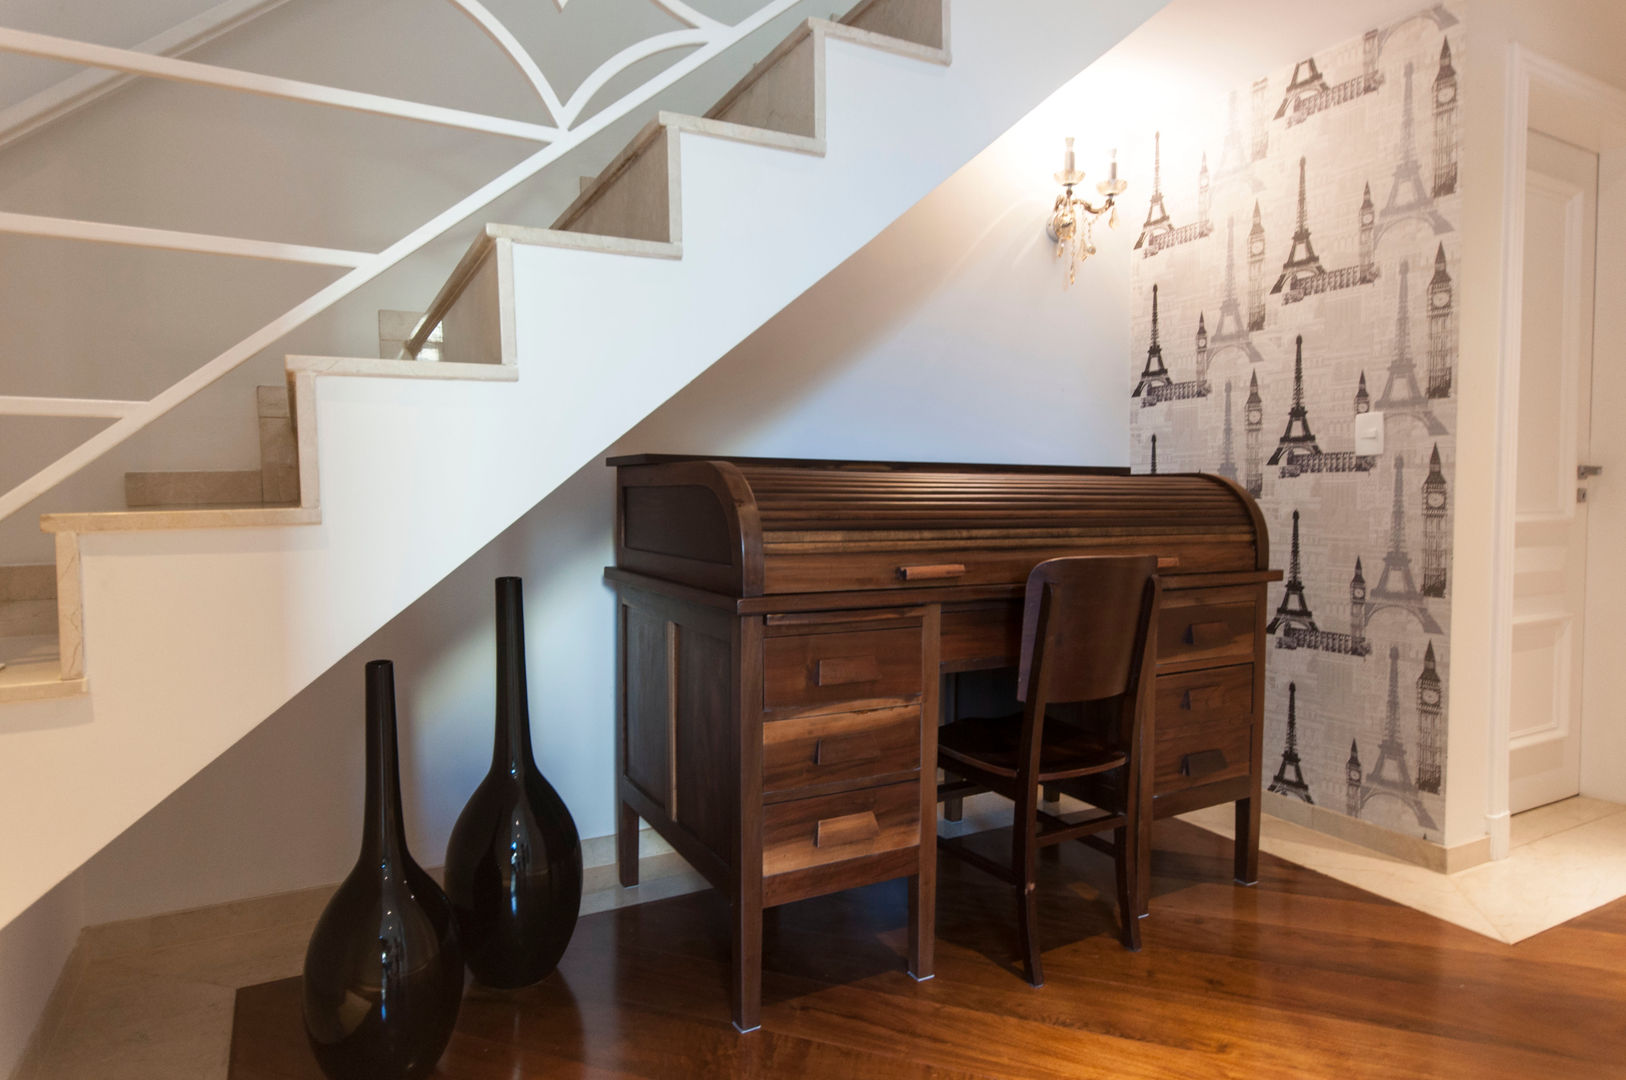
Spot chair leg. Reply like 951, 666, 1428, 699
1014, 794, 1043, 987
1114, 825, 1142, 952
1016, 882, 1043, 987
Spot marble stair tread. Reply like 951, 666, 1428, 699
0, 634, 85, 702
40, 505, 320, 535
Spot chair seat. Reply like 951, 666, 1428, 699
939, 713, 1127, 782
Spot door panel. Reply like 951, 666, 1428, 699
1509, 130, 1597, 814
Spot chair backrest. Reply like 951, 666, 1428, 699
1016, 555, 1159, 707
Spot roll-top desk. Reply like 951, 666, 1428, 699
605, 455, 1280, 1031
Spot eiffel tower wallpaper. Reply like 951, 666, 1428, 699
1128, 2, 1461, 841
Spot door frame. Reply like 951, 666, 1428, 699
1489, 46, 1626, 858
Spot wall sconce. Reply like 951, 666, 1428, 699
1046, 138, 1126, 285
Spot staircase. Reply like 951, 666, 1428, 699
0, 0, 1160, 929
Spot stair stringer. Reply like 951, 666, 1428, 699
0, 0, 1166, 930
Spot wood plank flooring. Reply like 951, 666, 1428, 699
227, 820, 1626, 1079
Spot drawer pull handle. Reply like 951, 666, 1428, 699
815, 810, 880, 848
1183, 621, 1231, 648
1180, 749, 1229, 779
814, 735, 882, 767
897, 563, 966, 581
816, 656, 882, 686
1178, 686, 1220, 711
1157, 555, 1181, 569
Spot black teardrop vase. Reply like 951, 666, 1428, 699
444, 576, 584, 988
303, 660, 464, 1080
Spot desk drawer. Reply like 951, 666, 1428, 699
762, 781, 919, 878
763, 705, 920, 797
1154, 665, 1253, 794
763, 622, 923, 712
1158, 593, 1256, 668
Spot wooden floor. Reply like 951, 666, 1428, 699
228, 820, 1626, 1079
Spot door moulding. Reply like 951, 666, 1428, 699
1488, 45, 1626, 859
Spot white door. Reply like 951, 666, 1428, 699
1509, 130, 1598, 814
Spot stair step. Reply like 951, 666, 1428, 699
706, 21, 820, 138
0, 634, 84, 702
843, 0, 947, 50
122, 383, 300, 509
550, 12, 947, 250
256, 385, 299, 505
0, 563, 55, 641
124, 469, 266, 508
553, 120, 680, 243
378, 310, 442, 362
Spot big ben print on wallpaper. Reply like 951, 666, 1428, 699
1127, 4, 1462, 842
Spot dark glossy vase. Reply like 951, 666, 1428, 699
303, 660, 464, 1080
444, 576, 584, 988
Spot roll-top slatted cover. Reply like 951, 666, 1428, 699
737, 466, 1250, 534
612, 457, 1267, 597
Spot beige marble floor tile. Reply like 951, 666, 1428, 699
581, 852, 709, 917
1510, 796, 1626, 848
85, 887, 332, 963
33, 959, 234, 1080
25, 851, 713, 1080
111, 919, 312, 990
1178, 806, 1508, 941
1455, 810, 1626, 943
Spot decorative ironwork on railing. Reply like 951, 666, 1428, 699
0, 0, 806, 523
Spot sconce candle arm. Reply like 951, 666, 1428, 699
1046, 141, 1127, 287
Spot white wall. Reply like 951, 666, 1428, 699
1443, 0, 1626, 847
75, 0, 1476, 926
0, 872, 81, 1079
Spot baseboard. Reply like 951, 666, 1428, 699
1262, 793, 1490, 873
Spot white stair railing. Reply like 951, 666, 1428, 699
0, 0, 805, 523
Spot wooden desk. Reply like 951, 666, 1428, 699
605, 456, 1280, 1031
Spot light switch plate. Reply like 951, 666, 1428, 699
1354, 411, 1384, 456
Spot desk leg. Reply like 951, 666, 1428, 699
1234, 796, 1260, 885
907, 871, 935, 980
617, 800, 639, 888
912, 605, 939, 981
732, 895, 762, 1033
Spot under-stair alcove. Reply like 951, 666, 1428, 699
5, 0, 1626, 1075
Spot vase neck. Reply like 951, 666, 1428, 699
361, 660, 409, 869
492, 577, 536, 778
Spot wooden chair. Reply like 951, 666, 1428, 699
936, 555, 1159, 986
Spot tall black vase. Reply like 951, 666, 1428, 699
444, 576, 583, 988
303, 660, 464, 1080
